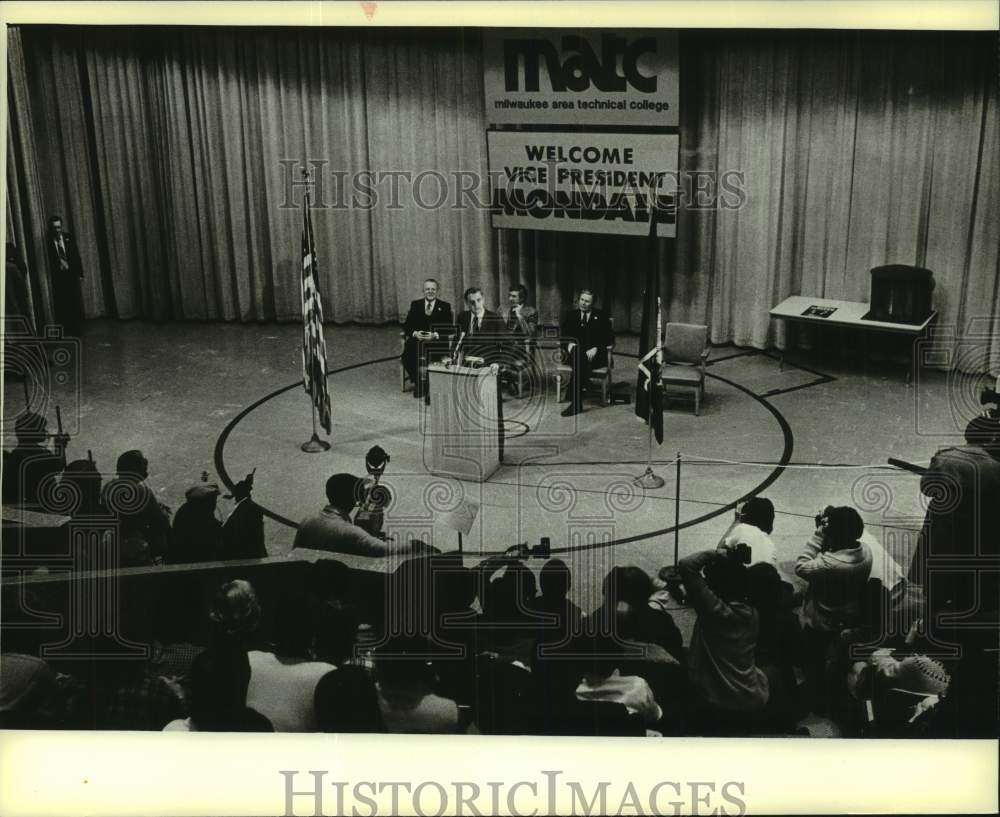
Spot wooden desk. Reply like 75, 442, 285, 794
769, 296, 937, 380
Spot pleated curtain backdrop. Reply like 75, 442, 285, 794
8, 27, 1000, 371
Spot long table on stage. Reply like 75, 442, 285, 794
769, 295, 937, 381
424, 363, 501, 483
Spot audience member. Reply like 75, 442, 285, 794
312, 600, 361, 667
0, 653, 61, 729
476, 556, 541, 661
571, 633, 664, 728
58, 458, 107, 519
795, 505, 872, 713
596, 565, 684, 664
294, 473, 415, 557
314, 666, 385, 732
678, 547, 769, 727
208, 579, 261, 652
164, 647, 272, 732
168, 476, 223, 564
2, 412, 69, 507
913, 416, 1000, 620
246, 595, 335, 732
100, 450, 172, 566
221, 470, 267, 560
374, 636, 460, 733
531, 558, 584, 648
795, 506, 873, 633
717, 497, 778, 569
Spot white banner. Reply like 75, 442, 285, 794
483, 29, 679, 127
487, 131, 679, 238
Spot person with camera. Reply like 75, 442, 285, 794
717, 497, 778, 569
677, 544, 769, 732
293, 473, 419, 558
795, 505, 873, 715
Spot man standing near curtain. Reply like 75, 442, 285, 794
45, 215, 85, 337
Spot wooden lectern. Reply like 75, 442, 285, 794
425, 363, 501, 482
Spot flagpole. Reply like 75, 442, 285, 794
635, 291, 664, 489
299, 164, 331, 454
301, 401, 330, 453
634, 375, 664, 488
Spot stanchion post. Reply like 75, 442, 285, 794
674, 451, 681, 566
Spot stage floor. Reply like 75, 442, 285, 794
5, 319, 976, 613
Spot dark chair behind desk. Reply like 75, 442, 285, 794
865, 265, 934, 325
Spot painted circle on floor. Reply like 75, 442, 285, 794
214, 353, 792, 556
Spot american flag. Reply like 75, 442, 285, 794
301, 190, 332, 434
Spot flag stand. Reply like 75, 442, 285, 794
634, 382, 665, 488
301, 401, 330, 453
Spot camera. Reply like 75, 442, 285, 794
504, 537, 551, 559
731, 542, 752, 565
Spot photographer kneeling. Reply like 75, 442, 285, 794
678, 544, 769, 734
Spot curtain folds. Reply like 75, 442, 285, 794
9, 27, 999, 370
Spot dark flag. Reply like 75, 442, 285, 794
635, 191, 664, 444
637, 298, 664, 444
301, 190, 332, 434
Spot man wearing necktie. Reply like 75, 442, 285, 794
455, 286, 508, 460
558, 289, 615, 417
45, 215, 85, 337
401, 278, 454, 398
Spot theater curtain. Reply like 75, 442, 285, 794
13, 26, 492, 323
9, 27, 999, 370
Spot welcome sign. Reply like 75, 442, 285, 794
483, 30, 679, 127
487, 131, 679, 237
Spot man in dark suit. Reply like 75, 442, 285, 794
402, 278, 454, 398
559, 289, 614, 416
454, 287, 508, 461
45, 215, 85, 337
454, 287, 508, 363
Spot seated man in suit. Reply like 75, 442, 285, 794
401, 278, 454, 398
559, 289, 614, 416
497, 284, 538, 395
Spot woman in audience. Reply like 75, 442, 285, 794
245, 594, 335, 732
314, 666, 385, 733
374, 635, 459, 733
164, 647, 272, 732
168, 478, 224, 564
678, 545, 769, 733
572, 632, 664, 728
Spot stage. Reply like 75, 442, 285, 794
3, 319, 959, 612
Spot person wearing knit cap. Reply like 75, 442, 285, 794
167, 473, 223, 564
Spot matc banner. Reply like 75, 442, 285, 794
487, 131, 679, 238
483, 29, 679, 127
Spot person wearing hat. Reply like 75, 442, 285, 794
220, 470, 267, 561
167, 474, 224, 564
293, 473, 414, 558
2, 411, 70, 507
